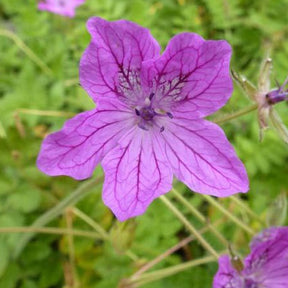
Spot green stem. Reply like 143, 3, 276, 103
229, 195, 265, 225
17, 108, 75, 118
160, 196, 219, 259
0, 29, 53, 76
201, 195, 255, 235
131, 236, 196, 280
125, 251, 139, 262
64, 78, 79, 87
65, 209, 78, 287
0, 227, 102, 239
213, 103, 258, 125
72, 207, 109, 240
72, 207, 138, 261
171, 188, 228, 246
13, 177, 103, 259
131, 222, 220, 280
129, 255, 216, 287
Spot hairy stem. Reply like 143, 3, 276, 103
213, 103, 258, 125
64, 78, 79, 87
17, 108, 75, 118
160, 196, 219, 259
130, 220, 224, 280
65, 208, 78, 288
229, 195, 265, 225
201, 195, 255, 235
0, 29, 53, 76
72, 208, 109, 240
130, 235, 197, 280
128, 255, 216, 287
171, 188, 228, 246
72, 207, 138, 261
0, 227, 102, 239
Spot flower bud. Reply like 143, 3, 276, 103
231, 255, 244, 273
228, 245, 244, 273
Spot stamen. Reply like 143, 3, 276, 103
138, 122, 148, 131
149, 92, 155, 100
135, 108, 140, 116
144, 97, 151, 106
167, 112, 173, 119
160, 126, 165, 133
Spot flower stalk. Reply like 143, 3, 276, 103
72, 207, 109, 240
229, 195, 265, 225
128, 255, 216, 287
171, 188, 228, 246
65, 208, 78, 288
0, 226, 102, 239
201, 195, 255, 235
160, 195, 219, 259
130, 220, 224, 281
213, 103, 258, 125
0, 29, 53, 76
17, 108, 75, 118
71, 207, 138, 261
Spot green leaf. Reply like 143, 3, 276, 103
7, 186, 41, 213
38, 255, 63, 288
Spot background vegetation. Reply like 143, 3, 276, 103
0, 0, 288, 287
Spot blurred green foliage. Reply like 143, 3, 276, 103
0, 0, 288, 287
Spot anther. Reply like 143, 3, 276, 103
135, 108, 140, 116
167, 112, 173, 119
149, 93, 155, 100
160, 126, 165, 133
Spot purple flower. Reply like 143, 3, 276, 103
37, 17, 249, 221
213, 227, 288, 288
38, 0, 85, 18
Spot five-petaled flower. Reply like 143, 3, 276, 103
37, 17, 249, 221
213, 227, 288, 288
38, 0, 85, 18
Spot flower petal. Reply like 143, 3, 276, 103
80, 17, 161, 104
250, 227, 280, 250
245, 227, 288, 287
162, 118, 249, 196
141, 33, 232, 118
102, 128, 173, 221
38, 0, 85, 17
213, 255, 242, 288
37, 100, 133, 180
